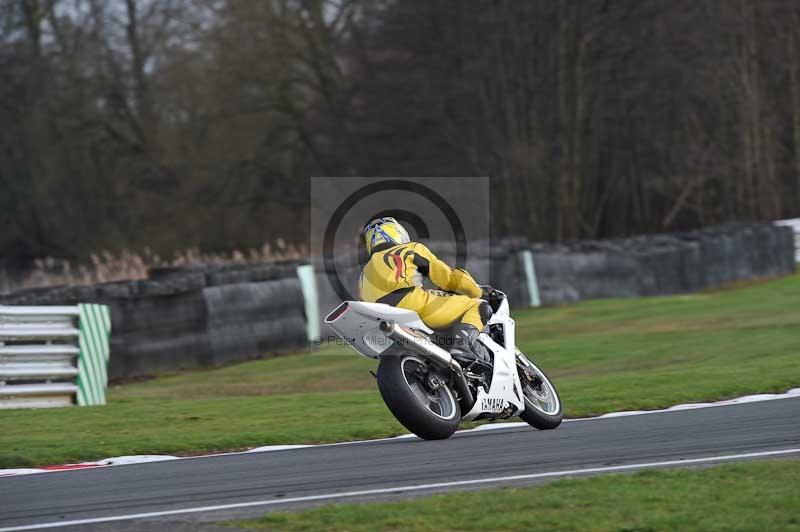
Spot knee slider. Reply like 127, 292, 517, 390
478, 300, 493, 324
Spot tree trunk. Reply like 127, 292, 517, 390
742, 0, 762, 218
557, 0, 578, 241
789, 8, 800, 209
124, 0, 154, 148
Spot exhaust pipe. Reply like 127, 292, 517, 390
380, 321, 475, 412
379, 320, 453, 367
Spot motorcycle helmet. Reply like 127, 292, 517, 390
363, 217, 410, 254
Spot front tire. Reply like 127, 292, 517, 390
517, 352, 563, 430
377, 353, 461, 440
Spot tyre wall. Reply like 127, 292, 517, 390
0, 262, 309, 379
528, 223, 795, 305
0, 223, 793, 378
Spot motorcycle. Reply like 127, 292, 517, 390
324, 287, 563, 439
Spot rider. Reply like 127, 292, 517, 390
359, 217, 492, 361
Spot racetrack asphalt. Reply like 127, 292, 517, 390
1, 396, 798, 531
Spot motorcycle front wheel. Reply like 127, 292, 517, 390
377, 353, 461, 440
516, 350, 563, 429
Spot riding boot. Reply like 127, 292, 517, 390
449, 323, 490, 364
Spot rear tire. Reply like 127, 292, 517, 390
377, 353, 461, 440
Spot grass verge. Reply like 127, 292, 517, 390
1, 274, 799, 468
234, 460, 800, 531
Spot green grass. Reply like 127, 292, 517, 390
2, 274, 799, 468
235, 460, 800, 531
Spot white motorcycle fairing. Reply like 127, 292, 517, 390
463, 297, 524, 420
324, 301, 432, 358
324, 296, 525, 421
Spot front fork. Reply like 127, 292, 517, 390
516, 351, 543, 390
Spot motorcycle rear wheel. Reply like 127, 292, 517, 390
377, 353, 461, 440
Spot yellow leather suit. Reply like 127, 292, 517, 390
359, 242, 485, 330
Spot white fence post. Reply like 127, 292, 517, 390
296, 264, 320, 342
520, 250, 542, 307
0, 304, 111, 409
774, 219, 800, 263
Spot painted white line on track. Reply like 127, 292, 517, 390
1, 447, 799, 531
1, 388, 798, 477
191, 387, 800, 453
465, 387, 800, 434
236, 387, 800, 447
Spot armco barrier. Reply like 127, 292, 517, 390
0, 304, 111, 409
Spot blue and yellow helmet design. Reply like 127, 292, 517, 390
363, 217, 410, 254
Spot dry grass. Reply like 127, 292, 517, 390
16, 240, 309, 290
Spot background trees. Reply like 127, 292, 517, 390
1, 0, 799, 269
